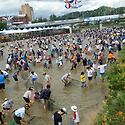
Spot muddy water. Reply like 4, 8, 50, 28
0, 37, 108, 125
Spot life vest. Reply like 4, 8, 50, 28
84, 49, 88, 54
73, 56, 76, 62
108, 53, 113, 59
29, 56, 32, 60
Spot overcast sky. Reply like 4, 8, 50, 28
0, 0, 125, 19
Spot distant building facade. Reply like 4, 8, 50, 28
19, 3, 34, 22
12, 15, 28, 25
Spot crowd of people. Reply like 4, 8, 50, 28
0, 26, 124, 125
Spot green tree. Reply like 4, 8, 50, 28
49, 14, 56, 21
0, 22, 7, 30
42, 18, 47, 22
38, 17, 43, 22
32, 17, 48, 23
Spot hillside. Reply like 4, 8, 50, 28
33, 6, 125, 23
56, 6, 125, 20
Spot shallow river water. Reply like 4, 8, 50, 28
0, 36, 108, 125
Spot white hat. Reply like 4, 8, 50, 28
71, 105, 77, 112
29, 87, 34, 91
68, 73, 71, 76
61, 107, 67, 114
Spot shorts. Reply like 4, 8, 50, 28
13, 76, 18, 81
77, 59, 80, 62
62, 80, 67, 83
14, 114, 21, 124
93, 72, 97, 77
73, 63, 77, 68
40, 99, 45, 105
100, 74, 105, 78
81, 81, 86, 87
6, 68, 10, 71
88, 77, 92, 80
5, 75, 9, 79
3, 108, 10, 110
23, 97, 30, 103
57, 63, 60, 66
80, 48, 82, 51
0, 84, 5, 90
24, 67, 28, 71
32, 78, 37, 81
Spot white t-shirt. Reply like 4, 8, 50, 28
35, 58, 39, 63
30, 47, 33, 52
43, 50, 46, 54
92, 64, 97, 72
59, 60, 62, 66
62, 74, 68, 80
98, 64, 107, 74
98, 39, 102, 44
79, 44, 82, 49
59, 56, 63, 61
87, 69, 92, 77
46, 45, 48, 49
23, 90, 32, 99
6, 64, 10, 69
97, 45, 100, 50
56, 59, 59, 64
115, 40, 119, 45
2, 70, 8, 76
30, 72, 37, 78
45, 74, 50, 81
74, 111, 80, 123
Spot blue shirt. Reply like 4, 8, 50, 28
14, 54, 18, 60
28, 63, 31, 67
51, 50, 53, 54
0, 75, 5, 84
88, 61, 93, 66
13, 70, 19, 77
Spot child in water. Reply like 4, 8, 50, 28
32, 92, 39, 101
80, 72, 86, 88
71, 105, 80, 125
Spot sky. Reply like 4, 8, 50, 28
0, 0, 125, 19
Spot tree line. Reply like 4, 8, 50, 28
33, 6, 125, 23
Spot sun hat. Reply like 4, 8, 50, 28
25, 104, 30, 109
43, 72, 46, 75
4, 98, 8, 101
71, 105, 77, 112
61, 107, 67, 114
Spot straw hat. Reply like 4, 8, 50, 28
25, 104, 30, 109
4, 98, 8, 101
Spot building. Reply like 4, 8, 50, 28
12, 15, 28, 25
19, 3, 34, 22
